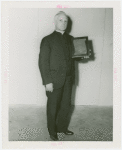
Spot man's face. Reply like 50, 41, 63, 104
55, 14, 68, 31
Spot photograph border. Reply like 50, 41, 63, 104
1, 1, 121, 149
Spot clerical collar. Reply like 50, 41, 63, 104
55, 30, 65, 35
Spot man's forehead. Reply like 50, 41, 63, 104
57, 14, 68, 20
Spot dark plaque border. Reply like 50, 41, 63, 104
72, 36, 89, 58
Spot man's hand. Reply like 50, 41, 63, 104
81, 49, 91, 60
45, 83, 53, 92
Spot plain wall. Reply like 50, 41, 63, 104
9, 8, 113, 106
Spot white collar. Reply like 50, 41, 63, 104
55, 30, 65, 35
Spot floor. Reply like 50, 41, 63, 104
9, 105, 113, 141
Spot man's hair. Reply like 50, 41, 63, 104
54, 11, 68, 22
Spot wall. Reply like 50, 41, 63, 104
9, 8, 113, 106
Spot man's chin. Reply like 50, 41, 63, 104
62, 28, 67, 30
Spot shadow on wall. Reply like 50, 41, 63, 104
66, 16, 72, 34
66, 16, 96, 128
66, 15, 96, 104
71, 41, 95, 105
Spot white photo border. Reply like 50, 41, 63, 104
1, 1, 121, 149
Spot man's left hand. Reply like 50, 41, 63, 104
81, 49, 91, 60
81, 56, 90, 59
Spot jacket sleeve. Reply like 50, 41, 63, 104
38, 37, 53, 85
70, 36, 75, 84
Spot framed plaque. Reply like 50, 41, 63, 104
72, 36, 89, 58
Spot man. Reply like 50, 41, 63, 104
38, 11, 89, 141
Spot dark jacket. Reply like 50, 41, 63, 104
38, 31, 75, 89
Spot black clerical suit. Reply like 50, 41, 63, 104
38, 31, 75, 136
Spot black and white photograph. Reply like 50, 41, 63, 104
1, 1, 121, 149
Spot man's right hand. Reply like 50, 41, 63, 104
45, 83, 53, 92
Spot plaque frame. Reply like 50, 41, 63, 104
72, 36, 89, 58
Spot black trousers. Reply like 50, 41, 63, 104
46, 76, 72, 136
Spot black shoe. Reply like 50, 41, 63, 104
64, 130, 74, 135
50, 134, 58, 141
